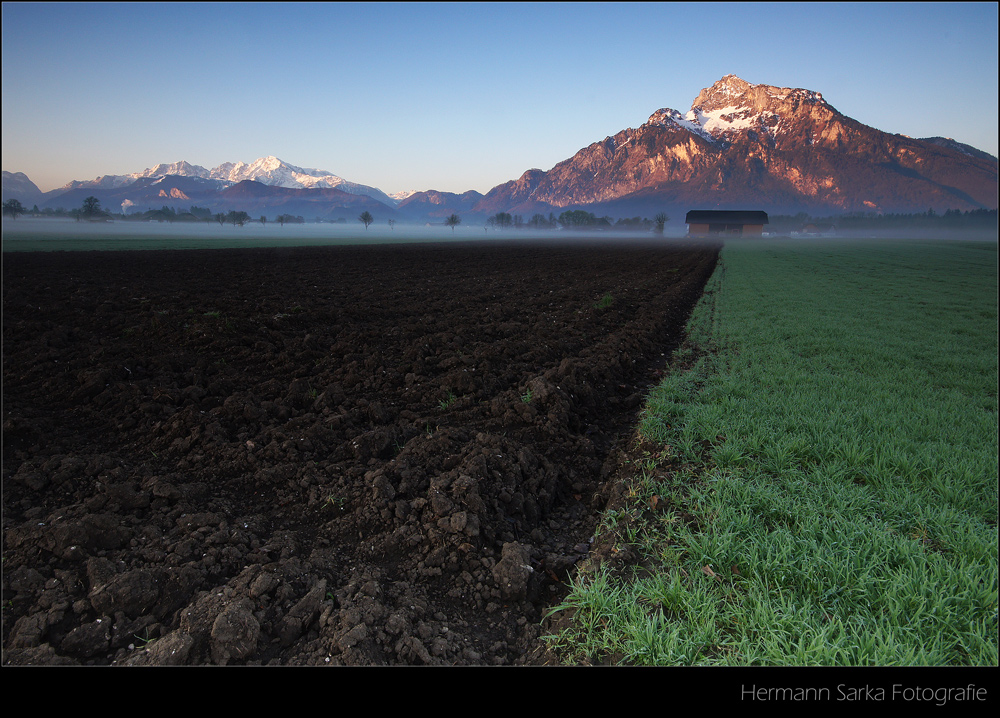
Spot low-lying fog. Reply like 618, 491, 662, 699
1, 217, 697, 252
2, 217, 995, 252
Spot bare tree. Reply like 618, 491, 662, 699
359, 211, 374, 230
445, 213, 461, 233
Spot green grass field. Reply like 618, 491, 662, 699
545, 237, 998, 666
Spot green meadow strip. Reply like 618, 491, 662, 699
545, 238, 998, 666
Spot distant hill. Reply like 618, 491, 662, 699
917, 137, 997, 163
13, 173, 400, 224
2, 171, 43, 206
395, 189, 485, 220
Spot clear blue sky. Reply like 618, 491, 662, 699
3, 1, 997, 195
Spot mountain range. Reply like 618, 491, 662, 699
4, 75, 997, 224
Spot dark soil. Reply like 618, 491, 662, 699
2, 238, 718, 665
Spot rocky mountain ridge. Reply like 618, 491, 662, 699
471, 75, 997, 217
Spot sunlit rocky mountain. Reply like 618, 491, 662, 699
473, 74, 998, 218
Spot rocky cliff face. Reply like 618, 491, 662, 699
474, 75, 998, 217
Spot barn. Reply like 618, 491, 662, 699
685, 210, 769, 236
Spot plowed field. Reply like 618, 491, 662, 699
2, 238, 718, 665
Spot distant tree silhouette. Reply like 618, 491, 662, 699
445, 213, 461, 233
359, 211, 374, 230
490, 212, 512, 229
654, 212, 669, 234
558, 209, 597, 229
615, 216, 653, 231
226, 210, 250, 227
81, 196, 102, 219
2, 199, 25, 219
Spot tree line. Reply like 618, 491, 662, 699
8, 196, 993, 234
353, 209, 667, 233
1, 196, 301, 226
484, 209, 669, 234
6, 197, 675, 233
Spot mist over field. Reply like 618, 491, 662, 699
0, 216, 705, 252
3, 215, 995, 254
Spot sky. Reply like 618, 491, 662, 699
2, 1, 997, 196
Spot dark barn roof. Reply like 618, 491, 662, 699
685, 210, 769, 224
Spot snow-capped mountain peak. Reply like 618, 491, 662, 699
214, 157, 396, 204
61, 156, 396, 205
214, 156, 348, 189
644, 75, 835, 145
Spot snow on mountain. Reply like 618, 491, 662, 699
388, 189, 419, 203
143, 161, 211, 180
62, 161, 214, 190
214, 156, 397, 205
63, 156, 396, 206
644, 74, 829, 145
687, 105, 758, 136
644, 108, 716, 143
216, 156, 341, 190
